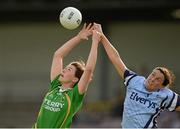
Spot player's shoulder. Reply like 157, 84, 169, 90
160, 87, 173, 93
159, 87, 179, 111
132, 75, 145, 84
124, 69, 145, 85
159, 87, 175, 97
127, 75, 145, 89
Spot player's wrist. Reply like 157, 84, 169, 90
101, 33, 105, 39
77, 33, 84, 41
76, 34, 83, 41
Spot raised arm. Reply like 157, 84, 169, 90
78, 30, 101, 94
50, 23, 93, 81
94, 23, 127, 79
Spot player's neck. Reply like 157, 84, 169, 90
61, 82, 74, 89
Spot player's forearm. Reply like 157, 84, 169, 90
101, 34, 120, 61
101, 34, 127, 78
54, 35, 82, 58
78, 41, 98, 94
85, 41, 98, 72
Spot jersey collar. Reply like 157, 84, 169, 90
58, 86, 72, 92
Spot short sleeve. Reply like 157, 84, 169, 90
165, 91, 179, 111
124, 69, 137, 87
71, 84, 85, 113
49, 75, 61, 91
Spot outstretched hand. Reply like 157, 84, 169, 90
92, 30, 102, 43
93, 22, 103, 35
78, 23, 93, 40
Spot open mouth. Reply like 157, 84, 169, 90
60, 73, 64, 77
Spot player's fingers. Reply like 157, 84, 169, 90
93, 23, 99, 30
94, 22, 98, 26
89, 25, 94, 32
83, 23, 87, 29
86, 23, 92, 30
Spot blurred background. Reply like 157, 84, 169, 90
0, 0, 180, 128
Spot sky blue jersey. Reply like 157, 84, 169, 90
122, 70, 179, 128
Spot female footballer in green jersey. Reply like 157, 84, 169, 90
33, 23, 101, 128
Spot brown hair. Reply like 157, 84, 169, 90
155, 67, 175, 87
70, 60, 85, 81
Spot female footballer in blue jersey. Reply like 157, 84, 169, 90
94, 23, 180, 128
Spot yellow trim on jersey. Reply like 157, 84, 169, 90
34, 123, 37, 129
60, 93, 71, 128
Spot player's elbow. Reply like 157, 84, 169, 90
84, 68, 93, 81
109, 51, 120, 63
84, 68, 93, 75
54, 51, 63, 58
108, 49, 119, 58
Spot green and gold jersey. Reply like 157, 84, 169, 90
33, 75, 85, 128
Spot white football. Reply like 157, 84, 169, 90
59, 7, 82, 30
